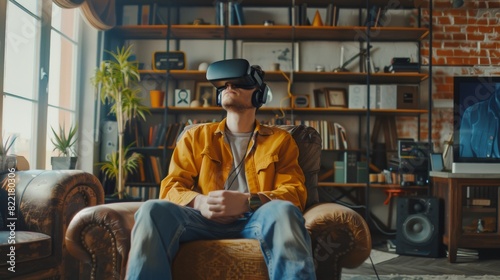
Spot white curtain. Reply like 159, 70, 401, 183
53, 0, 116, 30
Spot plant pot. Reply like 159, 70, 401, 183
51, 156, 77, 170
150, 90, 165, 108
0, 155, 16, 171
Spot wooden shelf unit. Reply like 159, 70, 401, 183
431, 172, 500, 263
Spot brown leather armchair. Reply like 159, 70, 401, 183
0, 169, 104, 280
66, 125, 371, 280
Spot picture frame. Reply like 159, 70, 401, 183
195, 82, 217, 107
241, 42, 300, 72
174, 89, 191, 107
313, 88, 328, 108
325, 88, 347, 108
430, 153, 445, 172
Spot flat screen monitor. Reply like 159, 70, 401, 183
452, 76, 500, 173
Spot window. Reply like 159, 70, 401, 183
1, 0, 81, 169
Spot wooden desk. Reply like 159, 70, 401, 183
430, 172, 500, 262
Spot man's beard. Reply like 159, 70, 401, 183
222, 98, 255, 112
222, 102, 255, 112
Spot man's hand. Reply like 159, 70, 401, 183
192, 190, 250, 224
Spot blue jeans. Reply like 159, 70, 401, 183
126, 199, 316, 280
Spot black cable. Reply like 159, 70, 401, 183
224, 130, 255, 190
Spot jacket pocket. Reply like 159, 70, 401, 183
201, 147, 221, 165
255, 154, 279, 173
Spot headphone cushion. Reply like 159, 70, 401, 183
252, 89, 264, 108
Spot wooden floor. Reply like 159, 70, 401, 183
342, 237, 500, 277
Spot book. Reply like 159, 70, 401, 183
344, 151, 358, 183
357, 161, 368, 183
387, 63, 420, 73
325, 4, 332, 26
331, 5, 339, 26
149, 156, 161, 183
122, 5, 139, 25
215, 1, 226, 26
333, 6, 339, 26
334, 161, 345, 183
228, 1, 236, 25
334, 123, 348, 150
140, 4, 152, 25
233, 2, 245, 25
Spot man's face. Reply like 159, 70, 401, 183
220, 83, 256, 111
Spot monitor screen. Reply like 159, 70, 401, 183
452, 76, 500, 173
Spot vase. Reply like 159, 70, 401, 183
150, 90, 165, 108
51, 156, 77, 170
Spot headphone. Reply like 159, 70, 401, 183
216, 65, 268, 108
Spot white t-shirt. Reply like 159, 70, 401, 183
224, 130, 253, 193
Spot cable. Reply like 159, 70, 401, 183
224, 130, 255, 190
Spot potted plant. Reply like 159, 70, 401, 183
98, 143, 142, 202
50, 123, 78, 170
0, 134, 18, 173
92, 45, 149, 199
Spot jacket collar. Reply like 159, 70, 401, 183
215, 118, 274, 137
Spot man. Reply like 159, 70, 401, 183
460, 83, 500, 158
126, 59, 316, 279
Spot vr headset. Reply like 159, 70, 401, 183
206, 59, 268, 107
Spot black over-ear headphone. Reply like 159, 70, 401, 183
207, 59, 268, 108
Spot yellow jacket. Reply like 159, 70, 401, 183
160, 119, 307, 211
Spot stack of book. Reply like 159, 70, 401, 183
447, 248, 479, 260
216, 1, 245, 26
385, 57, 420, 73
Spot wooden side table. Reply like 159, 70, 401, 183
430, 172, 500, 262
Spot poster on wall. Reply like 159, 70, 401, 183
241, 42, 300, 72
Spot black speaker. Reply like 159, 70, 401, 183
396, 196, 443, 258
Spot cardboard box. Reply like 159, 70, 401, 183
397, 85, 419, 109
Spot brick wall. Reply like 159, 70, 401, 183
400, 0, 500, 152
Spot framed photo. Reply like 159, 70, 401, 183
241, 42, 300, 72
325, 88, 347, 108
174, 89, 191, 107
195, 82, 217, 107
313, 89, 328, 108
430, 153, 445, 172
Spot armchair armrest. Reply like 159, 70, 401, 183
6, 170, 104, 234
65, 201, 142, 280
304, 202, 371, 279
0, 169, 104, 278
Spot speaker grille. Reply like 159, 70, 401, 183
401, 214, 434, 244
396, 196, 443, 257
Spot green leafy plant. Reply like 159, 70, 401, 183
0, 134, 18, 172
91, 45, 149, 199
98, 143, 142, 197
50, 123, 78, 157
0, 134, 17, 156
